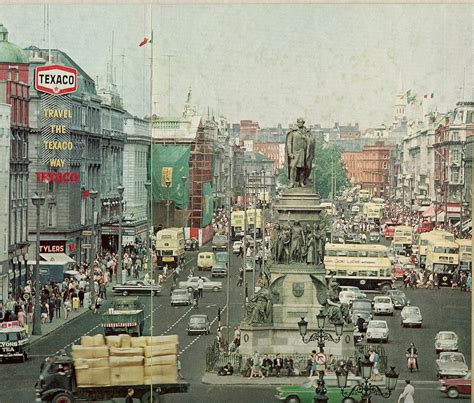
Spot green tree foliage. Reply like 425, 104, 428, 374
277, 167, 289, 186
313, 137, 349, 199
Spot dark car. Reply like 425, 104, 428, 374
211, 263, 228, 278
185, 238, 199, 251
187, 314, 210, 335
112, 280, 162, 296
386, 289, 408, 309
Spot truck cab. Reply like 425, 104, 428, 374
36, 354, 74, 402
0, 321, 30, 362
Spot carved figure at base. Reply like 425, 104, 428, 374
244, 287, 277, 325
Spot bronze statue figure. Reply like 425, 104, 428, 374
285, 118, 313, 188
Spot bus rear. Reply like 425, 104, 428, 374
426, 239, 459, 286
456, 239, 472, 272
393, 226, 413, 251
359, 190, 370, 202
155, 228, 185, 268
231, 211, 245, 240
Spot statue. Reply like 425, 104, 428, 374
314, 223, 325, 264
285, 118, 313, 188
270, 224, 280, 262
305, 230, 316, 265
277, 225, 291, 264
290, 221, 304, 262
244, 286, 277, 325
326, 302, 351, 325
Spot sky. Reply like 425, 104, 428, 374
1, 3, 473, 128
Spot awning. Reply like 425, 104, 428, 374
463, 220, 472, 232
422, 205, 436, 218
431, 211, 446, 223
40, 253, 75, 264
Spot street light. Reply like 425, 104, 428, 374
31, 192, 45, 336
117, 184, 125, 284
298, 311, 344, 403
89, 189, 98, 306
144, 181, 153, 281
336, 357, 399, 403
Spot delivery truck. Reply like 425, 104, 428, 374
101, 297, 145, 336
35, 334, 189, 403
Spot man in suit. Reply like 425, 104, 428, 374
273, 353, 283, 376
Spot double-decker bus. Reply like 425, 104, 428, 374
455, 238, 472, 272
425, 238, 459, 286
230, 210, 246, 240
383, 221, 400, 239
358, 189, 370, 202
155, 228, 185, 268
417, 230, 454, 268
324, 243, 393, 292
392, 225, 414, 254
363, 203, 383, 224
246, 208, 262, 238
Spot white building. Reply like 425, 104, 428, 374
0, 103, 10, 304
122, 113, 150, 244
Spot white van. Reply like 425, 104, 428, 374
0, 321, 30, 362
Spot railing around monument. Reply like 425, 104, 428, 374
206, 341, 242, 372
355, 344, 388, 373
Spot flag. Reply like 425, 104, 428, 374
406, 89, 417, 105
423, 93, 434, 99
139, 32, 153, 47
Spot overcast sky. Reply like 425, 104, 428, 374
2, 3, 472, 128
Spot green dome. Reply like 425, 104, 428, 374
0, 24, 28, 64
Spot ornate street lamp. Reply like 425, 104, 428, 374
31, 192, 45, 335
336, 357, 399, 403
297, 311, 344, 403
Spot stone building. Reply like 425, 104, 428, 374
0, 25, 30, 297
253, 141, 282, 172
239, 119, 260, 140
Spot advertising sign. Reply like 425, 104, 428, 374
35, 65, 77, 96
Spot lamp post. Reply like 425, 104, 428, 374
181, 176, 187, 235
435, 187, 441, 227
89, 189, 98, 305
297, 311, 344, 403
336, 357, 399, 403
31, 192, 45, 336
144, 182, 152, 281
165, 179, 172, 228
117, 184, 125, 284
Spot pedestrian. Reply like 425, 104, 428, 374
48, 298, 55, 323
177, 354, 184, 379
55, 297, 61, 318
63, 298, 71, 320
125, 388, 135, 403
237, 267, 244, 287
17, 308, 25, 327
197, 276, 204, 299
94, 296, 102, 314
397, 379, 415, 403
467, 272, 472, 292
163, 264, 168, 279
40, 302, 49, 325
78, 287, 85, 307
99, 282, 107, 300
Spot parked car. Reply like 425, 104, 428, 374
232, 241, 243, 254
178, 276, 222, 292
187, 314, 210, 335
366, 320, 389, 343
386, 289, 408, 309
372, 296, 394, 316
211, 263, 228, 278
184, 238, 199, 251
400, 306, 422, 328
436, 352, 469, 379
435, 331, 459, 354
112, 280, 162, 296
170, 288, 192, 306
439, 371, 471, 399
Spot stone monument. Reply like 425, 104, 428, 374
239, 118, 354, 358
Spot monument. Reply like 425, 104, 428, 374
239, 118, 354, 358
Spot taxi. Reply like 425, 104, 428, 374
0, 321, 30, 362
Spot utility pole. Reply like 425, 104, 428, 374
225, 159, 232, 345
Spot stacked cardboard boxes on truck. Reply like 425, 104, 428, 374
71, 334, 179, 387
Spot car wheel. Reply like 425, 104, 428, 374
447, 387, 459, 399
285, 396, 300, 403
213, 287, 219, 292
52, 393, 74, 403
122, 290, 128, 296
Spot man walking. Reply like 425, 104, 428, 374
197, 276, 204, 299
398, 379, 415, 403
237, 267, 244, 287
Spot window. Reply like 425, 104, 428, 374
451, 150, 460, 163
451, 169, 459, 183
452, 131, 460, 141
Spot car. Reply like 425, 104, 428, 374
275, 377, 362, 403
369, 232, 380, 243
112, 280, 162, 296
178, 276, 223, 292
212, 234, 228, 251
345, 232, 361, 244
435, 331, 459, 354
339, 286, 367, 298
436, 352, 469, 379
187, 314, 210, 335
170, 288, 192, 306
366, 320, 389, 343
211, 263, 228, 278
386, 289, 408, 309
339, 291, 362, 305
400, 306, 422, 328
184, 238, 199, 251
439, 371, 471, 399
232, 241, 242, 254
350, 298, 373, 322
372, 296, 394, 316
197, 252, 215, 271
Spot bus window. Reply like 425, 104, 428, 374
348, 251, 358, 257
367, 251, 378, 257
358, 251, 368, 257
336, 270, 347, 276
326, 250, 337, 256
336, 251, 348, 257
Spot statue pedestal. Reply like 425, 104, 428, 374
273, 187, 322, 225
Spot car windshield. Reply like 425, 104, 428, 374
352, 302, 371, 310
190, 317, 206, 323
369, 322, 387, 329
173, 290, 187, 295
376, 298, 391, 303
388, 290, 404, 296
404, 307, 420, 314
0, 332, 19, 341
445, 355, 465, 363
439, 333, 456, 340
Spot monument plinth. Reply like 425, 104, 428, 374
273, 187, 321, 225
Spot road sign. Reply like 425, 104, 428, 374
23, 293, 30, 301
82, 230, 93, 236
315, 352, 326, 365
81, 244, 92, 249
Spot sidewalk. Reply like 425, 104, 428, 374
28, 278, 119, 346
201, 372, 386, 387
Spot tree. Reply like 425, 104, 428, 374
313, 137, 349, 200
277, 167, 289, 186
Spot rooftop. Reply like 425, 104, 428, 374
0, 24, 29, 64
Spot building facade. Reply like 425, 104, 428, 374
239, 119, 260, 140
253, 141, 281, 172
0, 25, 30, 297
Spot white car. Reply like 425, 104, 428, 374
366, 320, 389, 343
178, 276, 222, 292
435, 331, 459, 354
232, 241, 242, 254
339, 286, 367, 298
400, 306, 422, 328
436, 352, 469, 378
372, 296, 394, 316
339, 291, 361, 305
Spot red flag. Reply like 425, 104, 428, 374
423, 94, 428, 99
139, 37, 149, 47
82, 189, 90, 198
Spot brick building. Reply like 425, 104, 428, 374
342, 141, 394, 197
239, 119, 259, 140
253, 141, 281, 172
